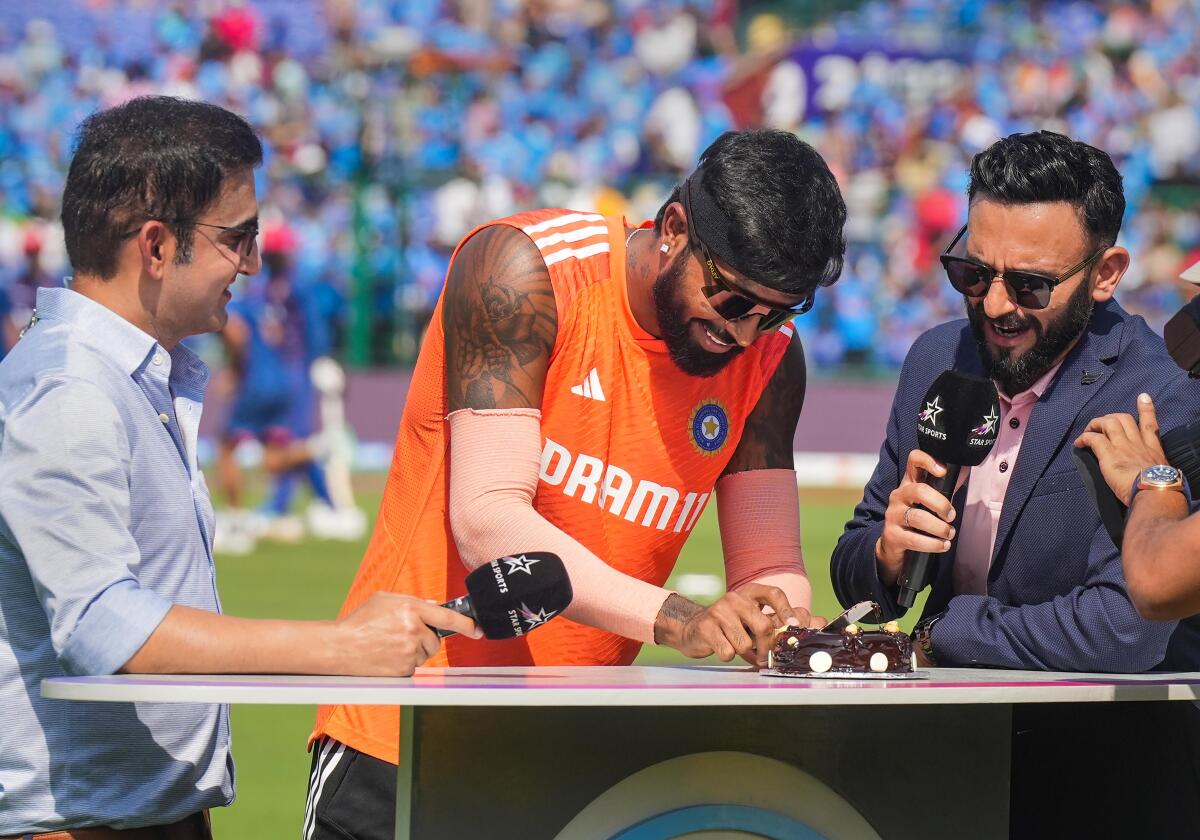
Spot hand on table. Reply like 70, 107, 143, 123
654, 585, 813, 669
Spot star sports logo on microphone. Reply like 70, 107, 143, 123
969, 408, 998, 439
918, 396, 947, 440
503, 554, 540, 575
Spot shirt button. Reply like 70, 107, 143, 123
999, 461, 1009, 473
1009, 418, 1020, 429
158, 413, 170, 424
153, 355, 163, 366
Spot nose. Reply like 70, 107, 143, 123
981, 275, 1019, 320
724, 314, 762, 347
240, 239, 262, 276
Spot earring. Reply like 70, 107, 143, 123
660, 243, 669, 253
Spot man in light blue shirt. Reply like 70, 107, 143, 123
0, 97, 477, 837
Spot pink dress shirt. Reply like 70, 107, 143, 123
953, 361, 1064, 595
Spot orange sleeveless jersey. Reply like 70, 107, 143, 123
313, 210, 794, 762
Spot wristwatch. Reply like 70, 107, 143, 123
1131, 465, 1184, 504
912, 613, 943, 667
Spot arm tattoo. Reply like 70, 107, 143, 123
722, 335, 807, 475
444, 225, 558, 411
654, 593, 704, 644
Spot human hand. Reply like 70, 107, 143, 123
875, 449, 957, 586
654, 585, 811, 668
1075, 393, 1168, 507
335, 593, 482, 676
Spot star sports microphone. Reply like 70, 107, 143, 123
1075, 417, 1200, 549
896, 371, 1001, 608
1164, 295, 1200, 378
436, 551, 573, 639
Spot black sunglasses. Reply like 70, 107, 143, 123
940, 224, 1104, 311
120, 220, 260, 259
195, 221, 260, 258
681, 178, 812, 331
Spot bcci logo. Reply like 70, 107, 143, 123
690, 400, 729, 455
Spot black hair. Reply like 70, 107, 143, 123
968, 131, 1125, 247
62, 96, 263, 278
656, 129, 847, 299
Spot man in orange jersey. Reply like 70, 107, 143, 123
303, 129, 847, 838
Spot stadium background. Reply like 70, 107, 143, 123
2, 0, 1199, 835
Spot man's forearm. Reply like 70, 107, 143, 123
746, 571, 812, 614
121, 605, 343, 675
652, 593, 704, 648
1123, 490, 1196, 619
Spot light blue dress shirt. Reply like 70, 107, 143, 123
0, 288, 233, 833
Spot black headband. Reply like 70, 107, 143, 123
684, 167, 746, 276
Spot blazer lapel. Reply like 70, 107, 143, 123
990, 302, 1126, 566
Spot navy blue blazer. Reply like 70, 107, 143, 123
831, 298, 1200, 672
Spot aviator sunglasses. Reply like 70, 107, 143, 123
681, 177, 813, 331
940, 224, 1104, 310
120, 219, 260, 260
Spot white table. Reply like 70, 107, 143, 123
43, 666, 1200, 839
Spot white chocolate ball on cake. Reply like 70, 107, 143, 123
809, 651, 833, 673
883, 621, 901, 634
844, 623, 860, 635
869, 652, 889, 673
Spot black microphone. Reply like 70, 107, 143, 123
1073, 297, 1200, 547
1160, 296, 1200, 485
436, 551, 573, 639
1075, 418, 1200, 549
896, 371, 1001, 608
1164, 295, 1200, 378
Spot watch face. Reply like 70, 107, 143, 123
1142, 465, 1182, 485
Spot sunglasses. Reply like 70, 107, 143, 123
195, 221, 260, 259
120, 219, 260, 260
940, 224, 1104, 310
681, 178, 813, 332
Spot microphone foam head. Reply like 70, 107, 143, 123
464, 551, 573, 640
1164, 296, 1200, 377
1163, 419, 1200, 491
916, 370, 1001, 466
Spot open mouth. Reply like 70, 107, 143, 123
987, 319, 1030, 345
702, 323, 734, 350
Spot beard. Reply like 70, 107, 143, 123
652, 252, 745, 377
966, 277, 1094, 395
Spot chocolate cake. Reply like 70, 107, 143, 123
767, 620, 915, 675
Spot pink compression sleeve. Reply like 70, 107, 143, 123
716, 469, 813, 610
447, 409, 673, 644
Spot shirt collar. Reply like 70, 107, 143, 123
999, 358, 1064, 408
35, 287, 209, 392
168, 341, 210, 398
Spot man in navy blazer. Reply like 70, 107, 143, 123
832, 133, 1200, 673
830, 131, 1200, 834
833, 299, 1200, 670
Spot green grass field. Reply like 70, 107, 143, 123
209, 484, 924, 838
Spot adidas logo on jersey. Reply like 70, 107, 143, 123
569, 368, 605, 402
540, 437, 710, 533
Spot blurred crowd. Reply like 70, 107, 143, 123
0, 0, 1199, 372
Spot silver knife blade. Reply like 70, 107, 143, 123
821, 600, 879, 633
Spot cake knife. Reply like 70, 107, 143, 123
821, 600, 879, 632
